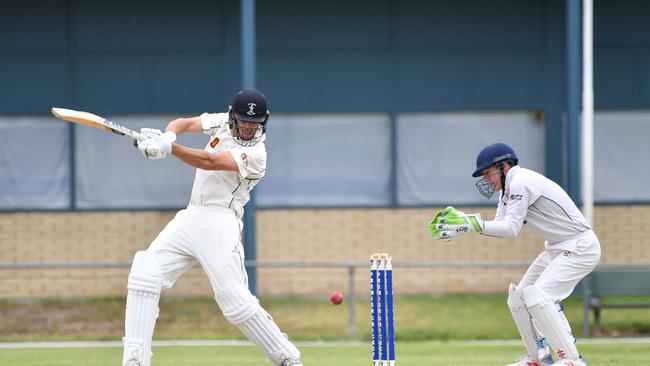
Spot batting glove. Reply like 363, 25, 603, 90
138, 138, 165, 160
428, 206, 483, 241
134, 128, 162, 148
138, 131, 176, 160
140, 128, 163, 139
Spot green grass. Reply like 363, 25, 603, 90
2, 294, 649, 365
1, 294, 650, 342
0, 342, 649, 366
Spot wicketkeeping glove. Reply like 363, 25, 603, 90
428, 206, 483, 241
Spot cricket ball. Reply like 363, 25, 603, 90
330, 291, 344, 305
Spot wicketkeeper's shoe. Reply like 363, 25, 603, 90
506, 353, 554, 366
280, 358, 303, 366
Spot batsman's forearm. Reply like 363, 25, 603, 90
166, 117, 202, 136
171, 144, 238, 171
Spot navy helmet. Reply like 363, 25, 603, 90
228, 89, 269, 146
229, 89, 269, 124
472, 143, 518, 177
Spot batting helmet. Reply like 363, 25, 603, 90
229, 89, 269, 124
228, 89, 269, 146
472, 143, 519, 177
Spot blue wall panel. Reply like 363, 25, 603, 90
3, 0, 650, 115
258, 53, 318, 111
594, 48, 640, 108
258, 0, 391, 50
0, 1, 237, 115
472, 51, 544, 107
593, 0, 650, 110
395, 52, 466, 109
595, 0, 650, 45
75, 57, 147, 112
76, 2, 225, 51
641, 50, 650, 106
0, 56, 68, 113
314, 54, 391, 109
0, 0, 648, 190
151, 56, 224, 111
394, 0, 545, 48
0, 1, 67, 50
260, 52, 391, 111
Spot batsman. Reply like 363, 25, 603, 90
122, 89, 303, 366
429, 143, 601, 366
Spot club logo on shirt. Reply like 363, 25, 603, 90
247, 103, 256, 115
509, 194, 523, 200
210, 137, 220, 148
241, 152, 248, 166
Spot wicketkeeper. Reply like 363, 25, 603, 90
122, 89, 303, 366
429, 142, 600, 366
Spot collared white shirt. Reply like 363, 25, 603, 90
483, 165, 591, 245
188, 112, 267, 217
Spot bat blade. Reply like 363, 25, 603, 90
51, 107, 145, 141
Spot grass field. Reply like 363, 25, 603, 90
2, 294, 650, 342
1, 341, 649, 366
1, 294, 649, 365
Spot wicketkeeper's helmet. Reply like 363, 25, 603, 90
472, 142, 519, 177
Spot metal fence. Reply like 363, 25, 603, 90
1, 260, 649, 340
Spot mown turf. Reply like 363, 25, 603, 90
0, 341, 649, 366
1, 294, 650, 342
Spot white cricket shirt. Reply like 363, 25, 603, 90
188, 112, 267, 218
482, 166, 591, 247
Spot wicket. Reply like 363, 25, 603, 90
370, 253, 395, 366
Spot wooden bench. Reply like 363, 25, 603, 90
581, 269, 650, 336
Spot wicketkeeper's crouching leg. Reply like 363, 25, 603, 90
506, 284, 554, 366
215, 285, 302, 366
122, 251, 162, 366
523, 285, 584, 365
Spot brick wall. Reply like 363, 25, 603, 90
0, 206, 648, 299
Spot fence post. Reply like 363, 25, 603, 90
348, 263, 356, 341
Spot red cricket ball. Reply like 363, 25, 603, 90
330, 291, 344, 305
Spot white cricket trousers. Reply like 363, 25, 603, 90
148, 205, 248, 296
518, 230, 601, 301
135, 205, 302, 365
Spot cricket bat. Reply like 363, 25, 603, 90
51, 107, 145, 141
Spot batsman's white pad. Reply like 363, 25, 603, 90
523, 285, 580, 361
215, 285, 300, 366
507, 283, 541, 361
123, 251, 162, 366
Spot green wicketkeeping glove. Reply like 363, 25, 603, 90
427, 206, 454, 238
428, 206, 483, 241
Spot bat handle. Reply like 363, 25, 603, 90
132, 132, 147, 148
133, 132, 147, 141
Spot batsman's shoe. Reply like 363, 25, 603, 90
280, 359, 303, 366
122, 342, 145, 366
506, 353, 554, 366
551, 359, 586, 366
